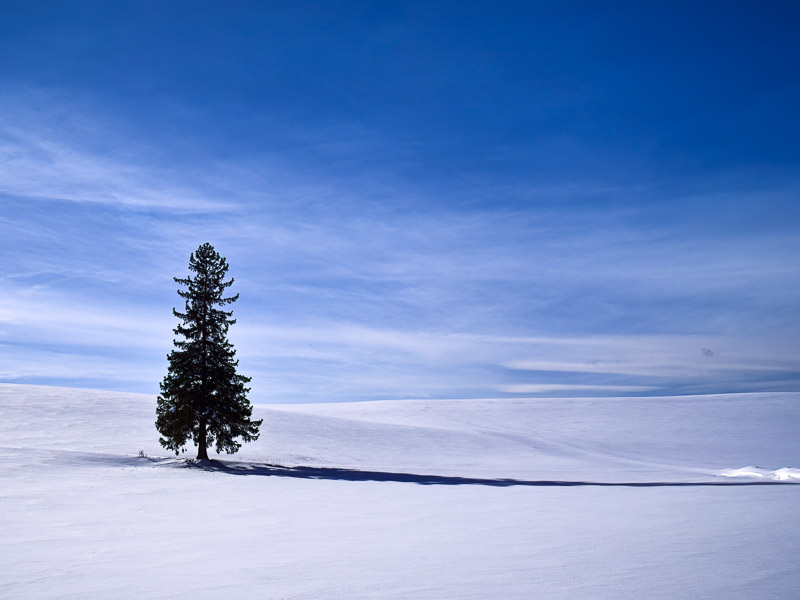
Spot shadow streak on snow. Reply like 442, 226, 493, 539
184, 461, 797, 487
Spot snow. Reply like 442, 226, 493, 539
720, 466, 800, 480
1, 384, 798, 598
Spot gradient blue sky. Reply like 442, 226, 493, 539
1, 1, 799, 402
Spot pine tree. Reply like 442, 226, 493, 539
156, 243, 262, 460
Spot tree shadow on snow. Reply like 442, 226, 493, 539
184, 461, 797, 487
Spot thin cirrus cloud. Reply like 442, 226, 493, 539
0, 87, 416, 215
1, 82, 799, 401
1, 273, 799, 401
0, 121, 233, 213
6, 262, 796, 402
500, 384, 658, 394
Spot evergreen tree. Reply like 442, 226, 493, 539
156, 243, 262, 460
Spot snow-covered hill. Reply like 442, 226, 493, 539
1, 384, 798, 598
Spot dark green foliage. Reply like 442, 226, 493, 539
156, 243, 262, 459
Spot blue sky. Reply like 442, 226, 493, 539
1, 1, 799, 402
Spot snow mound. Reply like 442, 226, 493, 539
719, 466, 800, 480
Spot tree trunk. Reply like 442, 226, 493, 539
197, 420, 209, 460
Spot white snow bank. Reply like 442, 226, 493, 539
720, 466, 800, 480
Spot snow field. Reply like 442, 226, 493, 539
1, 384, 798, 598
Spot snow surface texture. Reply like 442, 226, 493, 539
1, 384, 798, 599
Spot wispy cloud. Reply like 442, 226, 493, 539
0, 90, 238, 212
1, 88, 799, 401
2, 269, 799, 400
499, 384, 658, 393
